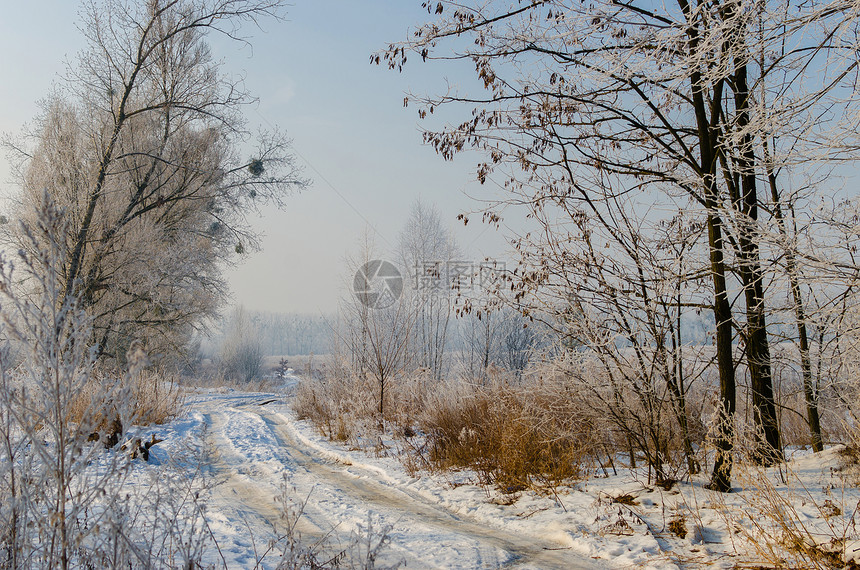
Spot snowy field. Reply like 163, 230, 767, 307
129, 374, 860, 569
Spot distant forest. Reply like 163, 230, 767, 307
247, 311, 333, 356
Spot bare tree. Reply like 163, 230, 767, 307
456, 304, 501, 380
496, 307, 538, 376
5, 0, 306, 364
509, 192, 707, 479
342, 232, 414, 422
379, 0, 860, 490
398, 199, 458, 381
218, 305, 265, 382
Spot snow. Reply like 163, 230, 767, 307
123, 375, 860, 569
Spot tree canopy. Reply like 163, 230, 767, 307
6, 0, 306, 364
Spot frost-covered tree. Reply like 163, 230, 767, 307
513, 199, 706, 479
218, 305, 265, 382
5, 0, 306, 364
398, 199, 458, 381
379, 0, 860, 490
0, 193, 131, 569
342, 232, 414, 420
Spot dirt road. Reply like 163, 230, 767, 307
198, 393, 599, 569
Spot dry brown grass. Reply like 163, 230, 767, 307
668, 515, 688, 539
292, 357, 377, 443
711, 445, 860, 570
292, 358, 596, 492
68, 369, 183, 435
127, 370, 184, 425
420, 378, 593, 493
293, 379, 353, 442
835, 440, 859, 471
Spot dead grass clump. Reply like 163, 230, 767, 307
668, 515, 687, 539
293, 377, 350, 440
656, 477, 677, 491
127, 370, 184, 425
293, 377, 333, 423
837, 438, 860, 486
386, 368, 432, 431
612, 493, 638, 506
421, 380, 591, 492
292, 358, 377, 443
718, 451, 860, 570
68, 369, 183, 443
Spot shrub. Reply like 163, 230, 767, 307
0, 193, 136, 567
421, 377, 593, 492
293, 355, 376, 443
67, 368, 184, 435
293, 355, 593, 492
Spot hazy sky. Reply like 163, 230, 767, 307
0, 1, 513, 315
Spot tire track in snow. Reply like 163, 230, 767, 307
203, 404, 499, 568
202, 395, 599, 569
203, 408, 328, 541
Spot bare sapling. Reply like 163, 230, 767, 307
0, 192, 133, 569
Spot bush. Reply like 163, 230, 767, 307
293, 353, 593, 492
0, 194, 136, 567
421, 377, 593, 492
66, 365, 184, 431
0, 193, 195, 568
293, 356, 377, 443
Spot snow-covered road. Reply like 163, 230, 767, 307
144, 387, 860, 569
196, 392, 600, 569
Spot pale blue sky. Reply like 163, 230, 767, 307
0, 1, 513, 314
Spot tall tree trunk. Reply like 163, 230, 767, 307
705, 209, 737, 492
730, 55, 783, 465
678, 0, 736, 491
765, 156, 822, 451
